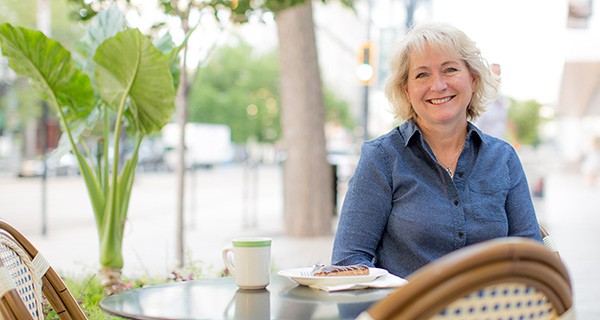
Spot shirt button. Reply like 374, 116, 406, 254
453, 199, 459, 206
457, 172, 464, 178
458, 231, 464, 238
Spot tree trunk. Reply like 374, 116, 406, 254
276, 1, 333, 236
175, 10, 191, 269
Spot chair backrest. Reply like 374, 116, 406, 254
540, 222, 560, 256
0, 264, 36, 319
0, 219, 87, 320
359, 237, 573, 320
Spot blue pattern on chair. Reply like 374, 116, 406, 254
434, 283, 557, 320
0, 239, 43, 319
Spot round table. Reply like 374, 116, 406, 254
100, 275, 392, 319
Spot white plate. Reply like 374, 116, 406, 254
280, 285, 391, 303
278, 267, 388, 286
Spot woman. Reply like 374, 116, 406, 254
331, 22, 542, 278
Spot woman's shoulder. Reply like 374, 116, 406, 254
473, 132, 523, 168
481, 134, 517, 154
362, 126, 406, 152
366, 121, 417, 146
469, 124, 516, 153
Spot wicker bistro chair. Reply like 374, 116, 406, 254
0, 265, 34, 319
0, 219, 87, 319
357, 237, 574, 320
540, 223, 560, 256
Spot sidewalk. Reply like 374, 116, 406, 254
0, 165, 335, 278
534, 170, 600, 319
0, 163, 598, 318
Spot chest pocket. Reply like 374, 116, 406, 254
468, 176, 509, 222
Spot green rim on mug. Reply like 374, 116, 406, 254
232, 238, 272, 247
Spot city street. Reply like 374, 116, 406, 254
0, 161, 598, 318
0, 164, 335, 278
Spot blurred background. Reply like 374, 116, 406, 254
1, 0, 598, 181
1, 0, 600, 318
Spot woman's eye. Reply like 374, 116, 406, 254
444, 67, 459, 73
415, 72, 428, 79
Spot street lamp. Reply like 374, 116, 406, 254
357, 41, 374, 141
359, 0, 374, 141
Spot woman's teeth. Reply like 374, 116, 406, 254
430, 97, 451, 104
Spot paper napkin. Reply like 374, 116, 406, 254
309, 273, 408, 292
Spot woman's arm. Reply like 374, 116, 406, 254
332, 140, 394, 266
504, 147, 543, 241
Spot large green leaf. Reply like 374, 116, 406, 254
73, 4, 126, 78
0, 23, 95, 125
94, 29, 176, 135
154, 32, 183, 91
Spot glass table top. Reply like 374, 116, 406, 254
100, 274, 392, 319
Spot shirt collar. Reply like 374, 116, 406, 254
399, 119, 421, 147
467, 122, 486, 146
399, 119, 485, 147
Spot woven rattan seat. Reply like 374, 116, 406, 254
0, 219, 87, 319
358, 237, 574, 320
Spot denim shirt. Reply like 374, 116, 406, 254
332, 119, 542, 278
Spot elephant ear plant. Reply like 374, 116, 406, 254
0, 7, 179, 295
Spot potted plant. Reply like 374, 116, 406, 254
0, 6, 180, 294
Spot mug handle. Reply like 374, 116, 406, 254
222, 247, 236, 276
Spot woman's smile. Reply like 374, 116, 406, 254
428, 96, 454, 105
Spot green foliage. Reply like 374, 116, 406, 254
324, 88, 356, 129
43, 274, 119, 320
508, 98, 543, 146
0, 0, 86, 135
0, 0, 37, 27
45, 272, 165, 319
0, 79, 43, 132
0, 7, 179, 271
44, 259, 217, 319
0, 0, 84, 45
0, 24, 95, 120
188, 40, 280, 143
189, 39, 355, 144
67, 0, 354, 28
227, 0, 355, 22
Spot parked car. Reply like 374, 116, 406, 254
17, 153, 79, 177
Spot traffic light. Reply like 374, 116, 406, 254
357, 42, 375, 85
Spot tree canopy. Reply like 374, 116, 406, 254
508, 98, 544, 146
188, 39, 280, 143
188, 38, 355, 144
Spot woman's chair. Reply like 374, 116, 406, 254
0, 219, 87, 319
540, 222, 560, 256
358, 237, 574, 320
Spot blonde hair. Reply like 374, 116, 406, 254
384, 22, 498, 121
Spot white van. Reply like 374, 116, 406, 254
162, 123, 234, 170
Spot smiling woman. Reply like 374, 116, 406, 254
331, 22, 543, 279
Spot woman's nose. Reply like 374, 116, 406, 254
430, 74, 447, 92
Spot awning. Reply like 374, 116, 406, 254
558, 61, 600, 116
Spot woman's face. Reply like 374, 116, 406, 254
405, 44, 475, 128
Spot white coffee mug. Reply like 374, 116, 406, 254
222, 237, 271, 289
